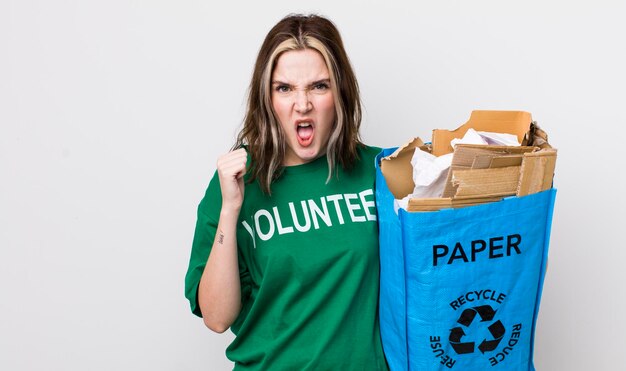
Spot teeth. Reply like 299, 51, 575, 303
297, 123, 312, 128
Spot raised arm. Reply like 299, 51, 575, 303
197, 148, 247, 333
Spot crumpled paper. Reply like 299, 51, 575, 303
394, 129, 520, 213
451, 128, 520, 147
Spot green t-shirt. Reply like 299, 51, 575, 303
185, 145, 388, 370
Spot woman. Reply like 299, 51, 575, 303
185, 14, 388, 370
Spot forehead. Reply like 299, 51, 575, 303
271, 49, 329, 82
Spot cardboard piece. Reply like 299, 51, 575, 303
487, 155, 524, 168
518, 149, 558, 196
379, 137, 424, 199
432, 110, 533, 156
380, 110, 557, 212
407, 195, 503, 212
452, 166, 521, 197
441, 144, 537, 197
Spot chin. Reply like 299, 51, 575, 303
289, 145, 324, 165
297, 149, 321, 162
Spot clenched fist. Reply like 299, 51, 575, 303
216, 148, 247, 212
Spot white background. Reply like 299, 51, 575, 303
1, 1, 624, 370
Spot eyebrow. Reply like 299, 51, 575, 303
271, 78, 331, 87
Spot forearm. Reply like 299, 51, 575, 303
198, 207, 242, 333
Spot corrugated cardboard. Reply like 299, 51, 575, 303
379, 137, 424, 199
452, 166, 521, 197
485, 155, 524, 168
380, 110, 557, 212
407, 195, 503, 212
432, 110, 533, 156
518, 150, 558, 196
441, 144, 537, 197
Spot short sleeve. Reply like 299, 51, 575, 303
184, 172, 222, 317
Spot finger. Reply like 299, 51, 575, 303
217, 149, 247, 168
218, 162, 248, 182
219, 155, 247, 171
219, 156, 247, 170
217, 162, 246, 178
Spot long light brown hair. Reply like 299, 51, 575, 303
234, 14, 363, 194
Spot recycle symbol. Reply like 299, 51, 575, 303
449, 305, 505, 355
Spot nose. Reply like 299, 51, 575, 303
294, 90, 312, 113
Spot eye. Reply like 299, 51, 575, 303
274, 84, 291, 93
313, 82, 330, 91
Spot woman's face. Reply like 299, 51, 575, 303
271, 49, 336, 166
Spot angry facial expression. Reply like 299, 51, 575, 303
271, 49, 336, 166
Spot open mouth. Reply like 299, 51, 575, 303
296, 121, 314, 146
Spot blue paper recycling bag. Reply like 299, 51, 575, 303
376, 148, 556, 371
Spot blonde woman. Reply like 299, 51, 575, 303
185, 14, 388, 370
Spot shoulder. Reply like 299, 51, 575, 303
356, 144, 382, 165
359, 144, 382, 156
336, 144, 381, 181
